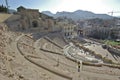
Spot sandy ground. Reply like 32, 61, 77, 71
0, 24, 120, 80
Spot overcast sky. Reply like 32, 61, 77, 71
0, 0, 120, 16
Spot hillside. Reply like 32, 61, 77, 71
42, 11, 54, 17
0, 13, 12, 23
42, 10, 113, 21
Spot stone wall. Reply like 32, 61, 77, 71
108, 46, 120, 56
5, 6, 55, 32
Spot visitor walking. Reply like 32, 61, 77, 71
78, 61, 80, 72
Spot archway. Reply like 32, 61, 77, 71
32, 21, 38, 28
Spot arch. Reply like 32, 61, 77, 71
32, 20, 38, 28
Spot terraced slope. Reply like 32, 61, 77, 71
46, 32, 68, 48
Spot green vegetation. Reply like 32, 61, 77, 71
102, 57, 113, 64
0, 5, 7, 13
104, 40, 120, 46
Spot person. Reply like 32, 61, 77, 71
78, 61, 80, 72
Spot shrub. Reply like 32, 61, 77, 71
103, 57, 113, 64
95, 53, 102, 59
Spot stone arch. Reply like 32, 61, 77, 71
32, 20, 38, 28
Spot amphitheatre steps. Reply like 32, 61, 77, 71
17, 35, 72, 79
26, 56, 73, 80
44, 36, 63, 49
16, 35, 73, 80
37, 37, 63, 55
46, 33, 68, 48
14, 33, 120, 80
18, 35, 35, 46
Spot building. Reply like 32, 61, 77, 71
60, 21, 77, 39
5, 6, 54, 32
111, 27, 120, 39
83, 27, 110, 39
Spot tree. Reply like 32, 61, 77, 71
0, 4, 7, 13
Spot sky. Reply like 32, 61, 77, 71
0, 0, 120, 16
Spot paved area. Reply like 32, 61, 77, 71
64, 43, 102, 63
84, 42, 120, 63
